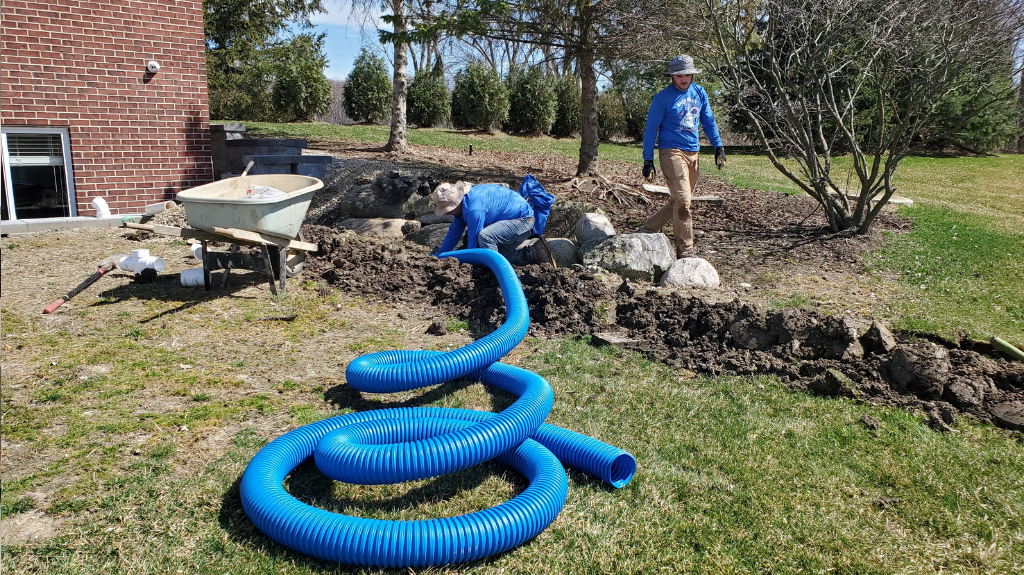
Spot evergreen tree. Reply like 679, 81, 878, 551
407, 61, 450, 128
505, 65, 556, 135
550, 75, 582, 138
343, 49, 393, 124
272, 34, 333, 121
451, 62, 509, 132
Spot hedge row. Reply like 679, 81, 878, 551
345, 57, 642, 140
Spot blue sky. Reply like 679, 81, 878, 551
306, 4, 388, 81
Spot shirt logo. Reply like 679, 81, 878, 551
673, 96, 700, 134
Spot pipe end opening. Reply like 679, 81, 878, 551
607, 453, 637, 488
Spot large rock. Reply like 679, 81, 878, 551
406, 223, 454, 250
339, 218, 420, 238
576, 213, 616, 254
543, 238, 580, 267
659, 257, 720, 288
582, 233, 675, 282
546, 200, 603, 241
417, 213, 453, 225
331, 173, 440, 220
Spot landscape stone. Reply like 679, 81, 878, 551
543, 238, 580, 267
545, 200, 603, 242
406, 223, 454, 250
575, 213, 616, 254
582, 233, 675, 282
416, 213, 454, 225
339, 218, 420, 238
659, 257, 721, 288
327, 173, 440, 220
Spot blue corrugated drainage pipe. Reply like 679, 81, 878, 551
240, 249, 637, 568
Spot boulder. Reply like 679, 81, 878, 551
543, 238, 581, 267
659, 257, 720, 288
576, 213, 616, 254
330, 173, 440, 220
581, 233, 675, 282
546, 200, 603, 241
406, 223, 454, 250
339, 218, 420, 238
417, 213, 454, 225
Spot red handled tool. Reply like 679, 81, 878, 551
42, 255, 123, 314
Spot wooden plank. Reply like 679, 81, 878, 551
123, 222, 317, 252
210, 227, 318, 252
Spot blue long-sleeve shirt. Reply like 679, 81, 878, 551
642, 83, 723, 161
438, 184, 534, 253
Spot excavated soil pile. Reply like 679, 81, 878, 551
302, 225, 1024, 431
302, 225, 615, 337
614, 290, 1024, 429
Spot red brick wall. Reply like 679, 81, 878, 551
1, 0, 213, 216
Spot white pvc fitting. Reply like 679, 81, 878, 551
91, 197, 111, 218
180, 268, 204, 287
190, 243, 204, 260
144, 201, 176, 216
118, 249, 165, 273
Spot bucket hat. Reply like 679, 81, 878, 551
433, 181, 471, 216
664, 55, 701, 76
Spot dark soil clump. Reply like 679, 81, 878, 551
302, 225, 1023, 431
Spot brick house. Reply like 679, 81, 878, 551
1, 0, 213, 227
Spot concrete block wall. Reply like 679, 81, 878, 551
0, 0, 214, 216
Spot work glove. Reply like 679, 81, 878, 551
714, 146, 727, 170
643, 160, 657, 180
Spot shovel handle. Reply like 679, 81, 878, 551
42, 263, 114, 314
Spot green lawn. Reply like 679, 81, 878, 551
3, 294, 1023, 574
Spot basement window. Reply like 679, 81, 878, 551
1, 127, 78, 220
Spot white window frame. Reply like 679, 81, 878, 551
1, 126, 78, 219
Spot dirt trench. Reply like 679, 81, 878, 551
301, 225, 1024, 432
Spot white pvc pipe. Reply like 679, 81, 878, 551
190, 243, 204, 260
91, 197, 111, 218
144, 200, 176, 216
180, 268, 204, 287
118, 249, 165, 273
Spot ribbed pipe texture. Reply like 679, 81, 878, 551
240, 249, 637, 567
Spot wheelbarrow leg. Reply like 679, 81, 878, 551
278, 246, 288, 293
220, 244, 238, 288
201, 240, 212, 290
259, 244, 278, 296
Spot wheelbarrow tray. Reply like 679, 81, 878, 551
176, 174, 323, 239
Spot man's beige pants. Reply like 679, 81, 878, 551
643, 148, 700, 254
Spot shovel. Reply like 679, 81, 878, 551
42, 254, 126, 314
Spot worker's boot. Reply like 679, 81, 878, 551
532, 239, 554, 266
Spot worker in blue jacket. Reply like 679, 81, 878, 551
637, 54, 726, 257
433, 181, 553, 265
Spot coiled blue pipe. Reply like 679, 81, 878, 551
240, 249, 636, 568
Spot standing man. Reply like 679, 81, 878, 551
637, 55, 726, 257
433, 181, 553, 265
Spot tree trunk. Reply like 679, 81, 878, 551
576, 46, 599, 176
384, 0, 408, 153
1017, 68, 1024, 153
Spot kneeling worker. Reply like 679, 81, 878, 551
433, 181, 553, 265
